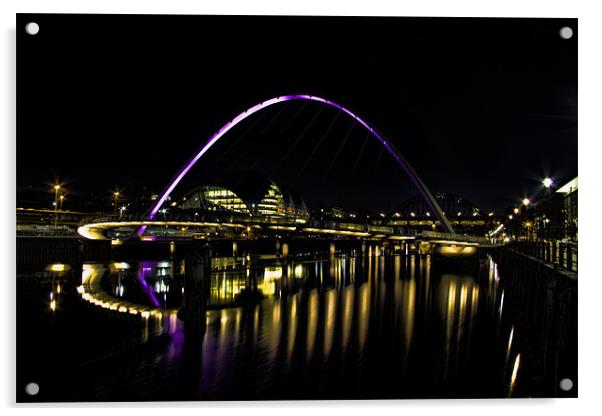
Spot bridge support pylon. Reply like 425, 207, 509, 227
179, 240, 211, 334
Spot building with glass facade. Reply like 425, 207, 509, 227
178, 172, 309, 223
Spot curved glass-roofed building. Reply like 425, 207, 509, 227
178, 172, 309, 223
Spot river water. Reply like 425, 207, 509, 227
16, 251, 577, 401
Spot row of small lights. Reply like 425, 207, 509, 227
77, 281, 159, 320
76, 276, 225, 328
55, 178, 552, 225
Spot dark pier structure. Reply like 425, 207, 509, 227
488, 245, 577, 397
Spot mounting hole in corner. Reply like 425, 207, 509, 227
559, 378, 574, 391
25, 22, 39, 35
25, 382, 39, 396
559, 26, 573, 40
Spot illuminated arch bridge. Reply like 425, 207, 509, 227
141, 94, 455, 236
78, 94, 476, 241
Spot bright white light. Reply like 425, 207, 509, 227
542, 178, 553, 188
522, 198, 530, 206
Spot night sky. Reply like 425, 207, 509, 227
17, 14, 577, 211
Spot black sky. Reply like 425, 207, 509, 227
17, 14, 577, 211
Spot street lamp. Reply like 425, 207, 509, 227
59, 194, 64, 211
542, 178, 553, 188
513, 208, 519, 214
522, 198, 530, 207
113, 191, 120, 215
542, 177, 553, 200
53, 184, 60, 228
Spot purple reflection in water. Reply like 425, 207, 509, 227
137, 261, 161, 308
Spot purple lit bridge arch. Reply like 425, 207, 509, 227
145, 94, 455, 235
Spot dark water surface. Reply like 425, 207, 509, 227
17, 252, 577, 401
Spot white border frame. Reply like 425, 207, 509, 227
3, 1, 601, 414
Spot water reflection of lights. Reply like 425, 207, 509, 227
74, 255, 501, 381
77, 263, 179, 335
358, 283, 370, 351
81, 264, 94, 285
342, 286, 354, 353
111, 262, 130, 270
499, 290, 505, 315
287, 295, 299, 362
509, 353, 521, 396
438, 245, 477, 256
324, 289, 337, 358
155, 280, 170, 293
264, 266, 283, 280
440, 274, 480, 369
137, 263, 162, 308
402, 278, 416, 346
294, 264, 304, 279
306, 289, 319, 360
256, 266, 283, 297
48, 263, 69, 272
47, 266, 69, 311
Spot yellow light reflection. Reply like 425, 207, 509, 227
48, 263, 69, 272
358, 283, 370, 352
287, 296, 298, 362
402, 279, 416, 346
111, 262, 130, 270
264, 266, 283, 280
509, 353, 521, 396
294, 264, 304, 279
437, 245, 477, 257
323, 289, 337, 358
342, 285, 354, 353
306, 289, 318, 360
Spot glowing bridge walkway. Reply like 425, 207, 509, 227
77, 216, 493, 247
